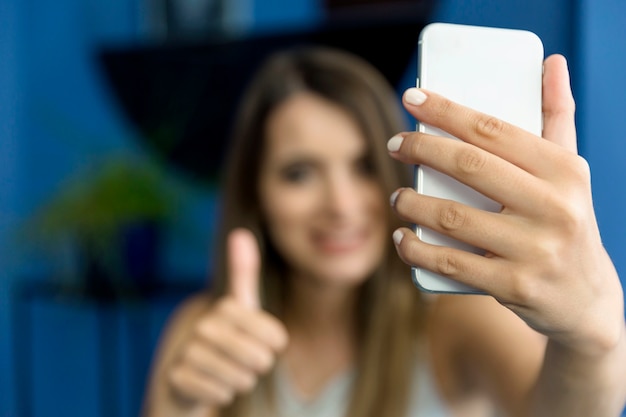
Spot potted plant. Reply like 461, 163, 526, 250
24, 153, 185, 298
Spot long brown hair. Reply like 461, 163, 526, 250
211, 46, 425, 417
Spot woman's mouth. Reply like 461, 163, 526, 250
313, 229, 368, 254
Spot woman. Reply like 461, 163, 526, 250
143, 47, 626, 417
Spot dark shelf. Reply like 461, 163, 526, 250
98, 14, 434, 184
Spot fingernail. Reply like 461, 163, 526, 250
405, 88, 427, 106
387, 135, 404, 152
392, 229, 404, 245
390, 189, 401, 207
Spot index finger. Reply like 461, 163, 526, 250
401, 88, 566, 179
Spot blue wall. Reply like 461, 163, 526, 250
1, 0, 624, 416
1, 0, 22, 413
1, 1, 325, 416
578, 0, 626, 281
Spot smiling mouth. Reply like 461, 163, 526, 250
313, 230, 369, 254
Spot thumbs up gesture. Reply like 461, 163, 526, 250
168, 228, 289, 409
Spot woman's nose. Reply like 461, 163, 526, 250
323, 174, 360, 217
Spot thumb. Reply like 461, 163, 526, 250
227, 228, 261, 309
542, 54, 577, 153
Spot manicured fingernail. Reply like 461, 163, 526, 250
389, 189, 400, 207
404, 88, 427, 106
392, 229, 404, 245
387, 135, 404, 152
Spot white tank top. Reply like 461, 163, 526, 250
252, 359, 451, 417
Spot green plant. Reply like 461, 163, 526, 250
25, 154, 184, 295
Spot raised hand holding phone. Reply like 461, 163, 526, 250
168, 228, 288, 410
389, 55, 624, 356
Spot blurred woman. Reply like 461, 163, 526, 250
143, 46, 626, 417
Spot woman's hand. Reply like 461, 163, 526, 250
168, 228, 288, 410
388, 54, 624, 356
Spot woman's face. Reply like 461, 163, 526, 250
258, 92, 388, 287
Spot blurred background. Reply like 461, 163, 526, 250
1, 0, 625, 416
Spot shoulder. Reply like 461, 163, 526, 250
427, 294, 546, 413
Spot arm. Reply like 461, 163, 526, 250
389, 54, 626, 416
531, 330, 626, 417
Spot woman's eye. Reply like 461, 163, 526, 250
280, 164, 313, 183
355, 157, 376, 177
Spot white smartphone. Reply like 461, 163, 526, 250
413, 23, 544, 294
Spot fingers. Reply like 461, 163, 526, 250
542, 54, 577, 152
227, 228, 261, 309
169, 298, 288, 408
390, 188, 530, 258
391, 226, 506, 294
389, 133, 546, 214
170, 301, 281, 405
182, 339, 257, 391
197, 299, 289, 359
398, 88, 567, 179
170, 365, 236, 405
390, 62, 582, 210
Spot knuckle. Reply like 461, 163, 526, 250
217, 387, 235, 404
406, 133, 423, 160
456, 147, 487, 175
535, 238, 562, 269
546, 195, 585, 236
168, 366, 234, 406
434, 249, 460, 277
184, 341, 204, 361
201, 383, 234, 406
557, 207, 583, 235
237, 372, 258, 392
438, 202, 468, 232
168, 367, 197, 398
556, 153, 591, 185
194, 318, 217, 340
507, 270, 537, 305
571, 155, 591, 182
268, 323, 289, 352
168, 367, 186, 390
474, 114, 505, 138
254, 348, 275, 373
523, 227, 570, 281
543, 155, 591, 235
